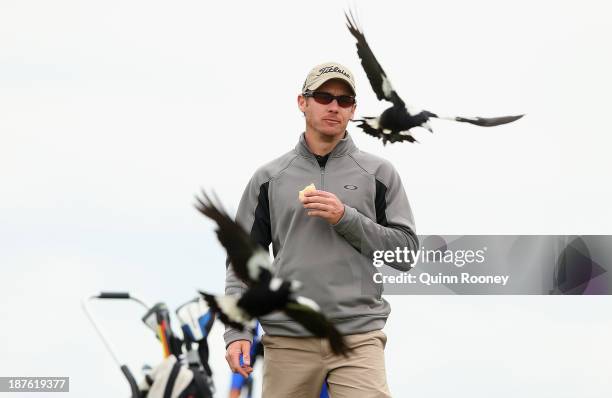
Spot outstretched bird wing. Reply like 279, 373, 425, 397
454, 114, 524, 127
345, 9, 405, 108
283, 302, 352, 357
199, 291, 254, 332
194, 190, 271, 285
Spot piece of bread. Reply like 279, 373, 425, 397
298, 183, 316, 201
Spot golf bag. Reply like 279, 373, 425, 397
138, 355, 212, 398
83, 292, 215, 398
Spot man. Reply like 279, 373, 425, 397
224, 62, 418, 397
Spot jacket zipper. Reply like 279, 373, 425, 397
320, 166, 325, 190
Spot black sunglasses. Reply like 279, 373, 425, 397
303, 91, 356, 108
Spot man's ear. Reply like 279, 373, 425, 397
349, 103, 356, 119
297, 94, 306, 113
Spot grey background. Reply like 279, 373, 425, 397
375, 235, 611, 294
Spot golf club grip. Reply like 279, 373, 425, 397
98, 292, 131, 299
120, 365, 141, 398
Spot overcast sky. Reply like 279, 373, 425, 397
2, 0, 612, 396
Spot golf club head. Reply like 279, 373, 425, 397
141, 302, 182, 357
175, 297, 216, 343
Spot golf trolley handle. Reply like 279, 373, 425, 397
99, 291, 131, 299
82, 291, 151, 398
97, 291, 150, 307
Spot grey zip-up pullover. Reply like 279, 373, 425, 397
224, 132, 418, 346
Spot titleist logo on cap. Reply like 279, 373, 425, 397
315, 66, 351, 80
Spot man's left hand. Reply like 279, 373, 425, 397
301, 189, 345, 225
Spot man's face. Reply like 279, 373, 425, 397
298, 79, 356, 139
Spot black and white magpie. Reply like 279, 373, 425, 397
194, 191, 351, 356
345, 10, 524, 145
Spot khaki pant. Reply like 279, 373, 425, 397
261, 329, 392, 398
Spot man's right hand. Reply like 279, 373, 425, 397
226, 340, 253, 378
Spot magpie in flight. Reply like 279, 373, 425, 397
345, 10, 524, 145
194, 191, 351, 356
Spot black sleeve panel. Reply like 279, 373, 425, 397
250, 181, 272, 251
375, 179, 388, 226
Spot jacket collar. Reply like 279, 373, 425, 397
295, 131, 357, 159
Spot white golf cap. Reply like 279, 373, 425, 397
301, 62, 356, 95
